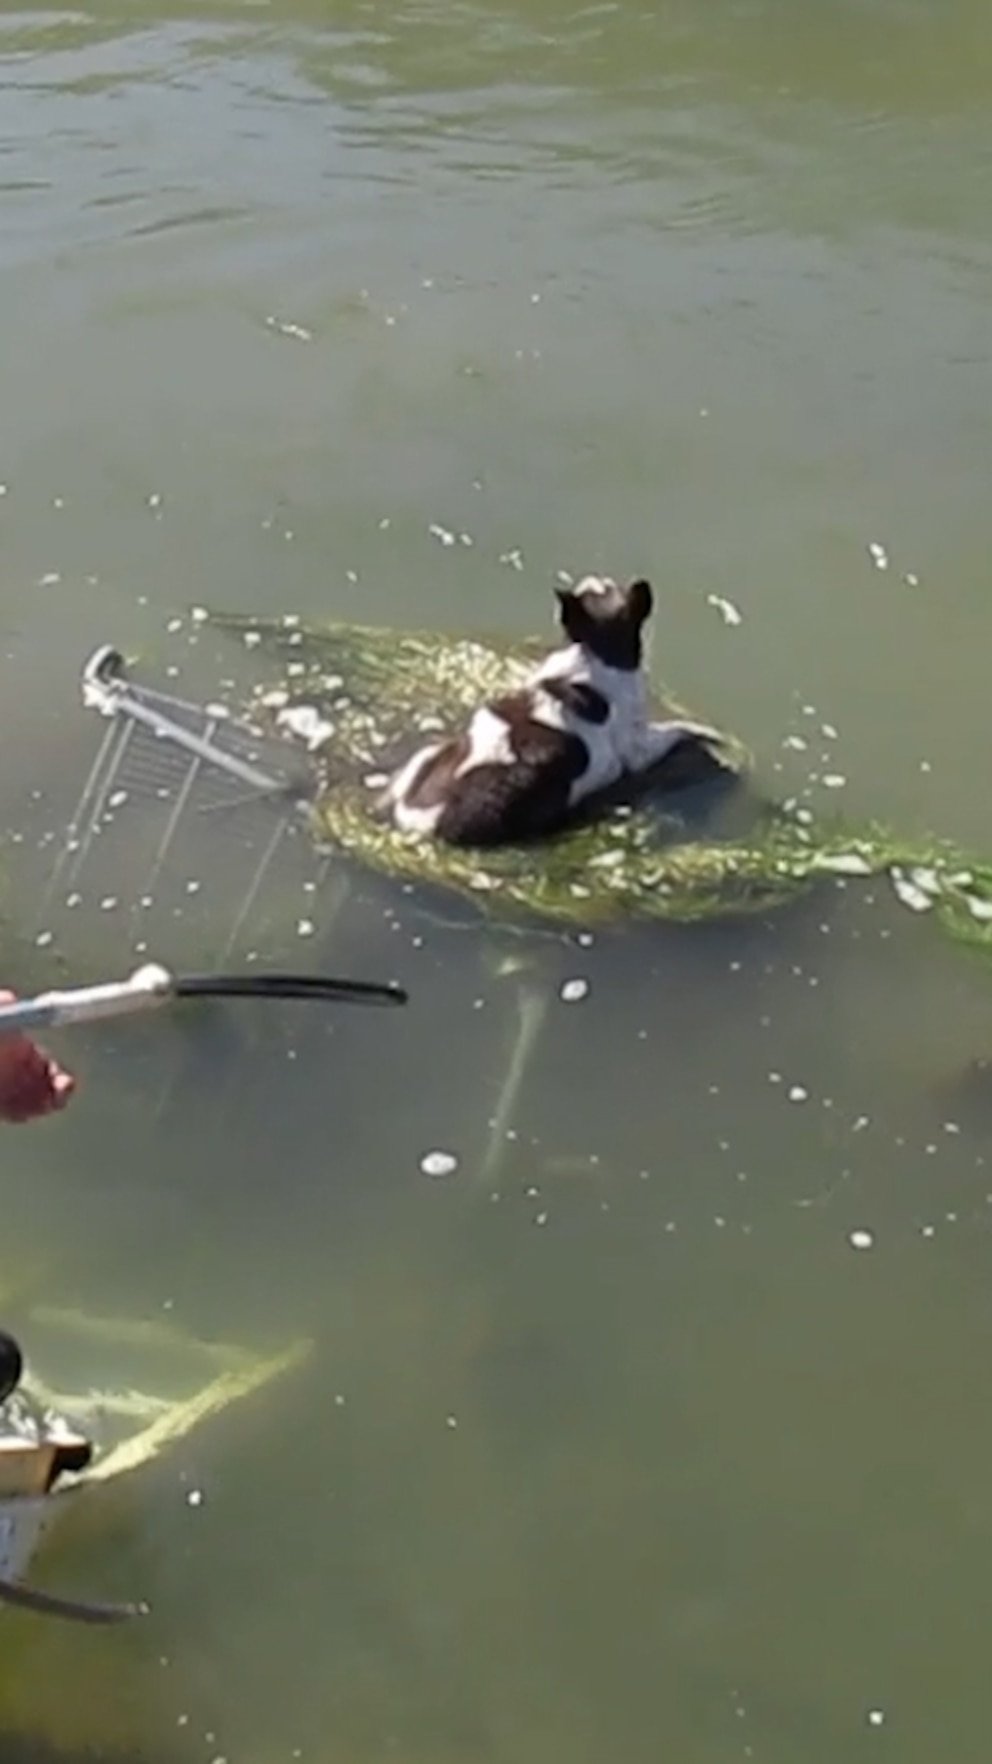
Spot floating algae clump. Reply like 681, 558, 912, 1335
204, 610, 992, 946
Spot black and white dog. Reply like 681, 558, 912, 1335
382, 576, 721, 847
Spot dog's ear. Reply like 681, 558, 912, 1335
627, 578, 653, 623
555, 586, 580, 635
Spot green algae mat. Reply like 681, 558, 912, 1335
205, 609, 992, 953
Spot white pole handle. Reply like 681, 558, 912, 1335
0, 965, 175, 1036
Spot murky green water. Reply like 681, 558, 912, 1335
3, 0, 992, 1758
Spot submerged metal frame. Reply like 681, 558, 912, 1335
43, 644, 319, 956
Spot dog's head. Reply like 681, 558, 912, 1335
554, 576, 653, 671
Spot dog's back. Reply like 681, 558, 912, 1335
406, 691, 591, 846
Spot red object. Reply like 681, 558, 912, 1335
0, 991, 76, 1124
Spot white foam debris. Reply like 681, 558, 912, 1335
296, 919, 315, 938
882, 871, 931, 917
458, 532, 474, 547
147, 492, 162, 510
185, 1488, 204, 1509
243, 631, 261, 649
822, 774, 847, 789
788, 1085, 809, 1103
191, 606, 208, 624
706, 593, 743, 626
784, 735, 808, 751
560, 977, 590, 1004
108, 790, 128, 809
821, 722, 839, 740
66, 892, 81, 909
445, 1414, 458, 1429
867, 541, 889, 570
814, 852, 872, 876
38, 572, 60, 587
848, 1228, 875, 1251
276, 704, 335, 751
428, 523, 456, 547
166, 618, 183, 634
265, 315, 312, 342
99, 896, 118, 911
420, 1150, 459, 1178
34, 931, 53, 948
904, 571, 919, 587
866, 1709, 886, 1728
499, 547, 524, 570
185, 880, 201, 895
966, 895, 992, 922
259, 688, 289, 709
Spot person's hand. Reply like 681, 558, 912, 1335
0, 991, 76, 1123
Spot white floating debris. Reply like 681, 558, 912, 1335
814, 852, 873, 876
822, 774, 847, 790
243, 631, 261, 649
259, 687, 289, 709
499, 547, 524, 570
428, 523, 456, 547
788, 1085, 809, 1104
185, 1488, 204, 1509
903, 572, 919, 587
34, 931, 53, 948
784, 735, 808, 752
445, 1414, 459, 1429
276, 704, 335, 751
889, 867, 935, 914
191, 606, 208, 624
848, 1228, 875, 1251
821, 722, 839, 740
706, 593, 743, 626
147, 492, 163, 510
108, 789, 128, 809
458, 532, 474, 547
560, 977, 590, 1004
296, 919, 315, 938
867, 541, 889, 571
38, 572, 60, 587
966, 895, 992, 922
866, 1709, 886, 1728
420, 1150, 459, 1179
99, 896, 118, 911
185, 880, 201, 895
265, 315, 312, 343
166, 618, 183, 634
65, 892, 81, 909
